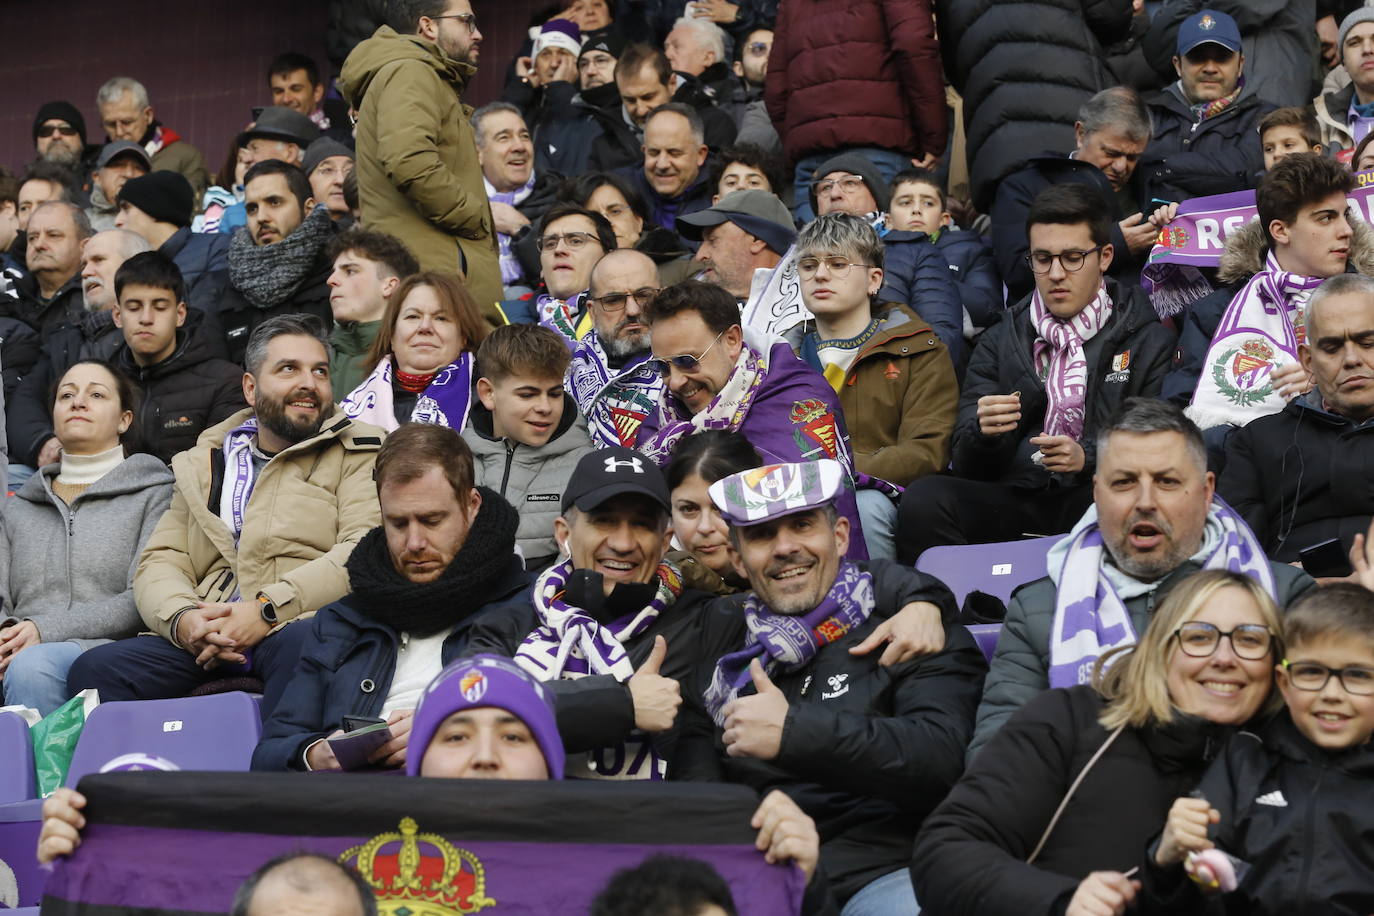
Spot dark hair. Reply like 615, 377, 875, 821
230, 852, 377, 916
1258, 106, 1321, 152
215, 132, 248, 189
615, 42, 672, 85
644, 279, 741, 334
1025, 183, 1112, 248
1284, 583, 1374, 653
1257, 153, 1355, 247
20, 160, 77, 202
1353, 132, 1374, 172
477, 323, 571, 384
368, 272, 489, 369
342, 167, 358, 212
326, 228, 419, 280
267, 52, 321, 88
244, 313, 329, 376
0, 166, 19, 207
374, 422, 476, 503
114, 250, 186, 303
666, 430, 761, 491
890, 167, 946, 209
389, 0, 448, 33
589, 855, 737, 916
244, 159, 313, 209
558, 172, 650, 224
707, 143, 787, 196
50, 359, 139, 426
733, 26, 772, 62
538, 203, 618, 254
1094, 397, 1207, 475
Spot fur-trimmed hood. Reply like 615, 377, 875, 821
1217, 216, 1374, 285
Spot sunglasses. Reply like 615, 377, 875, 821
645, 329, 726, 377
37, 124, 79, 138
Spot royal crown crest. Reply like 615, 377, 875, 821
1240, 339, 1274, 361
339, 818, 495, 915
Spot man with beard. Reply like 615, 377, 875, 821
67, 315, 385, 717
30, 102, 91, 184
567, 249, 663, 448
218, 160, 337, 364
253, 423, 533, 771
967, 398, 1313, 757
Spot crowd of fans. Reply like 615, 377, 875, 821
4, 0, 1374, 913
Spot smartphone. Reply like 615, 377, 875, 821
342, 715, 386, 733
1299, 537, 1350, 578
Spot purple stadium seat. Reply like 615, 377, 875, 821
64, 692, 262, 789
0, 712, 35, 804
0, 800, 45, 907
966, 624, 1001, 663
916, 537, 1060, 607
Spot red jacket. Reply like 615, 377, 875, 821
765, 0, 947, 163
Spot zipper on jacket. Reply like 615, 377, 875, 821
66, 508, 76, 536
499, 441, 516, 498
1296, 767, 1324, 916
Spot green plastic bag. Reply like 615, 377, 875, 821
31, 689, 97, 796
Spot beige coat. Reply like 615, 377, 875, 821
340, 26, 503, 325
134, 407, 385, 642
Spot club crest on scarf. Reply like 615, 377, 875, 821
339, 817, 495, 915
788, 398, 839, 459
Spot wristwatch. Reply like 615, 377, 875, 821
257, 593, 279, 625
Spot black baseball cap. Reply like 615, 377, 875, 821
561, 447, 670, 514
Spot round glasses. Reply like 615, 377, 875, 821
1172, 621, 1273, 660
1282, 659, 1374, 696
1026, 246, 1105, 274
587, 287, 660, 312
796, 256, 870, 279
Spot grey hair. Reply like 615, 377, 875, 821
101, 228, 154, 260
796, 212, 885, 271
1306, 273, 1374, 340
1094, 397, 1206, 475
670, 16, 726, 63
1077, 86, 1153, 145
243, 313, 329, 377
31, 200, 93, 241
471, 101, 525, 148
96, 76, 150, 111
644, 102, 704, 146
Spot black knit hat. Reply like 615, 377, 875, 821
118, 171, 195, 228
807, 152, 892, 215
32, 101, 87, 145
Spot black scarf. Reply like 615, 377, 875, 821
227, 206, 334, 309
345, 486, 520, 636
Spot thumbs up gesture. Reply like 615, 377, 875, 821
722, 659, 789, 760
628, 635, 682, 733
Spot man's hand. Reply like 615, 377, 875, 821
490, 201, 531, 237
544, 52, 578, 86
0, 620, 40, 675
175, 604, 233, 656
692, 0, 739, 24
751, 790, 819, 881
910, 152, 939, 170
1348, 519, 1374, 591
38, 788, 86, 864
1154, 797, 1218, 866
36, 437, 62, 468
627, 635, 681, 732
1065, 871, 1140, 916
1119, 212, 1159, 255
1317, 15, 1340, 69
514, 56, 534, 81
1148, 201, 1179, 227
1271, 361, 1312, 401
193, 600, 269, 667
368, 709, 415, 768
306, 731, 344, 771
977, 393, 1021, 436
1029, 434, 1086, 474
849, 600, 944, 665
723, 660, 788, 760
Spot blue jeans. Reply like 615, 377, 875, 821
856, 487, 898, 562
3, 641, 85, 716
841, 868, 920, 916
792, 147, 913, 223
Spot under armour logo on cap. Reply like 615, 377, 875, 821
563, 446, 670, 514
605, 456, 644, 474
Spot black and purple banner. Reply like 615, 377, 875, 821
42, 772, 805, 915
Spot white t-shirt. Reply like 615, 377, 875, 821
382, 627, 455, 716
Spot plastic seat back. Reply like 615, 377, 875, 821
966, 623, 1002, 664
0, 712, 35, 803
0, 799, 46, 906
916, 537, 1059, 607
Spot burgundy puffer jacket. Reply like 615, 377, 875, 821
765, 0, 946, 163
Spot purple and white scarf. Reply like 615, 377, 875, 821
339, 355, 475, 433
219, 417, 261, 544
1047, 498, 1276, 688
538, 291, 590, 345
1187, 251, 1324, 430
566, 334, 663, 449
485, 173, 537, 286
1031, 283, 1112, 441
703, 562, 874, 726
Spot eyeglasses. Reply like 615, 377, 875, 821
1172, 621, 1273, 661
430, 11, 478, 31
1026, 246, 1105, 274
746, 41, 770, 55
37, 124, 78, 138
645, 329, 726, 377
588, 287, 660, 312
1282, 659, 1374, 696
812, 175, 865, 197
796, 256, 870, 279
537, 231, 600, 253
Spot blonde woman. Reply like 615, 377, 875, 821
911, 570, 1283, 916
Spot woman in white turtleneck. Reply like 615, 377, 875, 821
0, 361, 174, 715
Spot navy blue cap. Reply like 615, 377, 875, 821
1177, 9, 1241, 55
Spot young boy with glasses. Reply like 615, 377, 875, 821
1148, 583, 1374, 912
